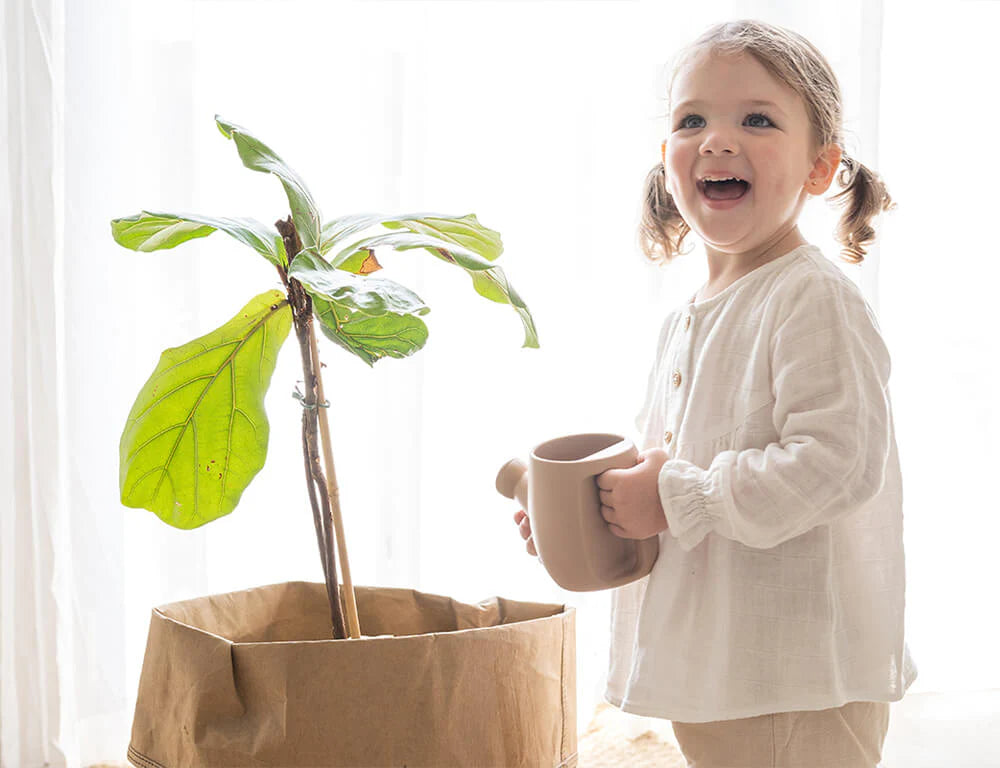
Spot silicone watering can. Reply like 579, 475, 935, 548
496, 433, 659, 592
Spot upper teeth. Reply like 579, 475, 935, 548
702, 176, 744, 182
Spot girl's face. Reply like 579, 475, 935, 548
663, 50, 831, 256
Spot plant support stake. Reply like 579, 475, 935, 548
309, 326, 361, 639
278, 215, 350, 639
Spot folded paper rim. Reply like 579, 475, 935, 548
152, 580, 570, 642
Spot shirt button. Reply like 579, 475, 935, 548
672, 370, 682, 388
664, 430, 673, 444
684, 315, 691, 330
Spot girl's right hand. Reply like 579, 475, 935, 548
513, 509, 538, 557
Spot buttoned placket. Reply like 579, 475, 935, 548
663, 309, 694, 450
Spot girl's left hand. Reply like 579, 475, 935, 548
596, 448, 670, 539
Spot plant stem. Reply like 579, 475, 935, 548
302, 388, 347, 639
277, 216, 346, 639
308, 327, 361, 639
302, 407, 328, 583
277, 267, 333, 599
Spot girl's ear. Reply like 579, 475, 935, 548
660, 140, 673, 193
807, 143, 844, 195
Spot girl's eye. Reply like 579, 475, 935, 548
676, 112, 775, 130
745, 112, 774, 128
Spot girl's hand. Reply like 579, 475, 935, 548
596, 448, 670, 539
513, 509, 538, 556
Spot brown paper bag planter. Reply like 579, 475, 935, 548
127, 581, 577, 768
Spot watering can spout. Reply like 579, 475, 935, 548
496, 458, 528, 510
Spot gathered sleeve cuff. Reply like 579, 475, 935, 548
658, 459, 730, 551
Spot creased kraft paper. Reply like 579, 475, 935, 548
127, 581, 577, 768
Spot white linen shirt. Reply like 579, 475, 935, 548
605, 242, 918, 722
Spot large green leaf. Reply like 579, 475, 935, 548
290, 248, 429, 366
111, 210, 287, 268
215, 115, 322, 250
323, 213, 537, 348
119, 290, 293, 529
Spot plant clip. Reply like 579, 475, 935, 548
292, 387, 330, 410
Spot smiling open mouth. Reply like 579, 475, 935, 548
699, 179, 751, 200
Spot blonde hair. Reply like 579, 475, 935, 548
639, 19, 896, 265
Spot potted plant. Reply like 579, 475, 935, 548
114, 116, 576, 768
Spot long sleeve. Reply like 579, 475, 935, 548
659, 277, 893, 551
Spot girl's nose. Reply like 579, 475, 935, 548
699, 128, 739, 155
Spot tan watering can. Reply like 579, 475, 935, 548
496, 433, 659, 592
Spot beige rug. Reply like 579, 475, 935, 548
579, 700, 688, 767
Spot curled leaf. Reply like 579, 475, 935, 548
215, 115, 322, 250
290, 248, 429, 366
111, 211, 287, 268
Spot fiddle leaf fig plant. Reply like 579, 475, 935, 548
113, 115, 538, 640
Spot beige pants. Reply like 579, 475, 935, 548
670, 700, 890, 768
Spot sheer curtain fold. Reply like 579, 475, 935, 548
2, 0, 73, 766
3, 1, 998, 766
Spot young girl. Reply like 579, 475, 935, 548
514, 19, 917, 767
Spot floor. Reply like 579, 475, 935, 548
578, 700, 687, 766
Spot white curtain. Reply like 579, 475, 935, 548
1, 0, 70, 763
3, 1, 997, 766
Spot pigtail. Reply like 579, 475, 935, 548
638, 162, 691, 265
827, 153, 897, 264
